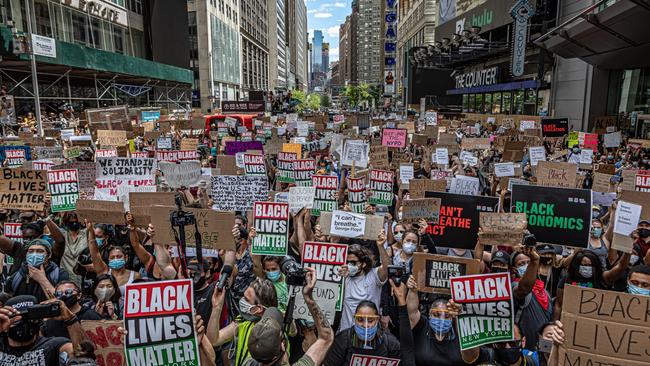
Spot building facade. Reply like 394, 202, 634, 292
268, 0, 288, 91
356, 0, 382, 85
286, 0, 308, 90
188, 0, 241, 112
339, 16, 352, 84
1, 0, 192, 114
311, 30, 324, 73
240, 0, 269, 99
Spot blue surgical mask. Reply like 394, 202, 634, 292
348, 264, 360, 276
627, 283, 650, 296
354, 323, 378, 341
394, 232, 403, 242
428, 317, 452, 334
402, 242, 417, 255
96, 238, 105, 247
266, 270, 281, 282
591, 228, 603, 238
516, 264, 528, 277
578, 265, 593, 279
26, 253, 46, 267
108, 258, 126, 270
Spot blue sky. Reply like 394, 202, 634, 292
306, 0, 351, 63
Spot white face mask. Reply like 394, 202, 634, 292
630, 255, 640, 266
348, 264, 360, 276
402, 241, 417, 255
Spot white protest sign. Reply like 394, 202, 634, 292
274, 192, 289, 203
399, 164, 414, 185
494, 162, 515, 177
435, 148, 449, 166
94, 158, 156, 201
159, 161, 202, 188
580, 149, 594, 164
508, 178, 530, 191
519, 120, 536, 131
288, 186, 316, 214
425, 111, 438, 126
235, 152, 245, 168
528, 146, 546, 166
341, 140, 369, 168
330, 210, 366, 238
604, 131, 622, 148
211, 175, 269, 211
450, 175, 480, 196
613, 200, 642, 236
460, 151, 478, 167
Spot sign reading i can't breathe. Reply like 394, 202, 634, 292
450, 272, 514, 350
252, 202, 289, 256
124, 279, 200, 366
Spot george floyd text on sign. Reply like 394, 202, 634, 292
511, 185, 591, 248
252, 202, 289, 256
319, 211, 383, 241
412, 253, 480, 294
424, 191, 499, 249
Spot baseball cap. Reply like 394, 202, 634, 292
491, 250, 510, 265
638, 219, 650, 226
248, 307, 285, 363
537, 243, 561, 255
6, 295, 37, 311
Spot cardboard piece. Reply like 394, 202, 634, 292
401, 198, 441, 224
412, 253, 481, 294
535, 161, 577, 188
76, 200, 125, 225
97, 130, 127, 147
149, 205, 235, 249
80, 320, 125, 366
409, 179, 446, 199
479, 213, 527, 246
0, 168, 47, 211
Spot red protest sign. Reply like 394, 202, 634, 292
155, 150, 199, 162
81, 320, 125, 366
347, 177, 366, 214
381, 128, 408, 148
244, 154, 266, 176
349, 354, 400, 366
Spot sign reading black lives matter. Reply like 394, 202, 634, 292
511, 185, 591, 248
312, 175, 338, 216
424, 191, 500, 249
252, 202, 289, 256
413, 253, 481, 294
124, 279, 200, 366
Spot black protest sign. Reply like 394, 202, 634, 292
413, 253, 480, 294
541, 118, 569, 137
511, 185, 591, 248
424, 191, 500, 249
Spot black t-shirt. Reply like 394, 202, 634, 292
2, 240, 25, 275
194, 282, 216, 325
42, 305, 102, 338
0, 336, 69, 366
412, 316, 489, 366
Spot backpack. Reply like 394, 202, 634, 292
9, 266, 61, 294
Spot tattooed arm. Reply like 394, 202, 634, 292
303, 267, 334, 366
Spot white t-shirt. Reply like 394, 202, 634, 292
339, 267, 386, 331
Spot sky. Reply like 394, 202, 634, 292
306, 0, 351, 63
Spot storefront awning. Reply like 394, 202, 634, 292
534, 0, 650, 69
447, 80, 542, 95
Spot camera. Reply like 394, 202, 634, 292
280, 256, 307, 287
523, 233, 537, 247
388, 265, 408, 286
14, 303, 61, 321
170, 210, 196, 227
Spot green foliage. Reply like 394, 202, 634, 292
305, 93, 321, 111
342, 83, 381, 108
320, 94, 331, 108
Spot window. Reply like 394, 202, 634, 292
71, 12, 88, 45
128, 0, 143, 14
113, 25, 125, 54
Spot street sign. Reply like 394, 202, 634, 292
510, 0, 535, 77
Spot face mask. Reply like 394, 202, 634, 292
96, 238, 105, 247
592, 211, 600, 219
353, 323, 378, 341
607, 155, 614, 161
428, 317, 452, 334
492, 267, 508, 273
394, 232, 403, 242
266, 270, 281, 282
108, 258, 126, 270
516, 264, 528, 277
630, 255, 640, 266
239, 297, 262, 322
572, 148, 580, 154
578, 265, 593, 278
402, 242, 417, 255
8, 321, 39, 342
193, 275, 206, 290
638, 228, 650, 238
627, 283, 650, 296
66, 222, 81, 231
591, 228, 603, 238
26, 253, 46, 267
348, 264, 360, 277
495, 347, 521, 364
397, 212, 403, 220
95, 287, 115, 302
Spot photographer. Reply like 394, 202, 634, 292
0, 295, 82, 365
42, 281, 101, 338
246, 267, 333, 366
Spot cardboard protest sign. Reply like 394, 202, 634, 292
557, 285, 650, 366
0, 168, 47, 210
288, 186, 316, 214
243, 154, 266, 176
47, 169, 80, 212
412, 253, 480, 294
124, 279, 200, 366
424, 192, 499, 249
349, 355, 400, 366
479, 213, 527, 246
401, 198, 441, 224
293, 242, 348, 322
80, 320, 125, 366
155, 150, 199, 162
451, 273, 514, 350
159, 161, 202, 188
535, 161, 577, 188
511, 185, 591, 248
252, 202, 289, 256
128, 192, 176, 223
450, 175, 480, 196
369, 145, 389, 170
97, 130, 127, 147
277, 152, 297, 183
211, 175, 268, 211
33, 146, 63, 160
76, 200, 125, 225
461, 138, 490, 151
541, 118, 568, 137
54, 161, 96, 195
95, 158, 156, 201
319, 211, 384, 240
150, 206, 234, 249
293, 159, 315, 187
347, 177, 367, 213
312, 175, 338, 216
368, 169, 393, 206
341, 140, 369, 168
409, 179, 446, 199
381, 128, 408, 148
502, 141, 526, 162
180, 138, 199, 151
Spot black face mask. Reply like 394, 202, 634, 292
495, 347, 521, 365
638, 228, 650, 239
8, 321, 39, 342
193, 275, 206, 290
66, 222, 81, 231
491, 267, 508, 273
57, 294, 79, 308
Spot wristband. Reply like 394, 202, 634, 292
64, 315, 79, 326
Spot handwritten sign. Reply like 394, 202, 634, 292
413, 253, 480, 294
401, 198, 441, 224
381, 128, 408, 148
479, 213, 527, 246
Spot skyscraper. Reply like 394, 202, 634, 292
339, 16, 352, 83
312, 30, 324, 73
322, 42, 330, 74
240, 0, 270, 97
268, 0, 288, 90
356, 0, 382, 84
286, 0, 308, 90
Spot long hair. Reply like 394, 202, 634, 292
91, 274, 122, 304
348, 244, 374, 274
567, 250, 606, 289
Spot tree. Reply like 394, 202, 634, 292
343, 85, 360, 108
320, 94, 331, 108
292, 89, 307, 112
305, 93, 321, 111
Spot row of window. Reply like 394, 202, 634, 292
462, 90, 544, 115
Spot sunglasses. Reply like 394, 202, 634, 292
497, 339, 523, 348
54, 289, 77, 297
